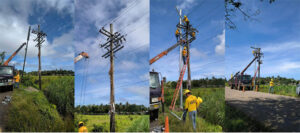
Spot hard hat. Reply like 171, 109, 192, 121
184, 15, 187, 18
184, 89, 191, 95
271, 78, 274, 81
183, 47, 187, 50
78, 121, 84, 126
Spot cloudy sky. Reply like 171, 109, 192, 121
226, 0, 300, 80
74, 0, 149, 106
150, 0, 225, 81
0, 0, 74, 71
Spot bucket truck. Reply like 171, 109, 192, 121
0, 42, 26, 91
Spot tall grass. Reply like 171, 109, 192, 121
6, 89, 65, 132
259, 85, 298, 97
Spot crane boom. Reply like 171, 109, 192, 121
241, 57, 257, 75
149, 40, 185, 65
3, 42, 27, 66
74, 52, 89, 63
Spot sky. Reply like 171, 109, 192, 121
74, 0, 149, 106
150, 0, 225, 81
0, 0, 74, 71
226, 0, 300, 80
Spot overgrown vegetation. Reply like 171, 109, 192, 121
224, 104, 271, 132
75, 103, 148, 115
7, 75, 74, 131
6, 89, 65, 131
259, 84, 298, 97
166, 78, 226, 89
75, 114, 149, 132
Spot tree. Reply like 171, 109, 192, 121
225, 0, 275, 29
0, 51, 5, 65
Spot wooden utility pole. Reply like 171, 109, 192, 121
32, 25, 46, 90
186, 21, 192, 90
99, 24, 126, 132
21, 26, 31, 81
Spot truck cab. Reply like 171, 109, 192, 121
0, 65, 15, 91
229, 73, 252, 90
149, 71, 161, 121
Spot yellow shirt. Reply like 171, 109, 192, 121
182, 49, 187, 56
175, 29, 179, 35
78, 126, 88, 132
270, 81, 274, 87
14, 74, 20, 83
185, 95, 202, 112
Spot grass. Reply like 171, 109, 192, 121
160, 87, 224, 132
258, 84, 299, 97
75, 114, 149, 132
6, 75, 74, 131
6, 89, 65, 131
224, 104, 271, 132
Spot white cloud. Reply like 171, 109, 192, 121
215, 30, 225, 55
177, 0, 196, 10
262, 41, 300, 53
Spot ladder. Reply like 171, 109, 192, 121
169, 56, 189, 110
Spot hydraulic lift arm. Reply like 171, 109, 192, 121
149, 40, 185, 65
240, 57, 257, 75
3, 42, 27, 66
74, 52, 89, 63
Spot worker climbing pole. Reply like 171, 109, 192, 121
32, 25, 47, 90
99, 24, 126, 132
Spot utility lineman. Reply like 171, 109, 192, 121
78, 121, 88, 132
13, 70, 20, 88
182, 89, 203, 131
269, 78, 274, 93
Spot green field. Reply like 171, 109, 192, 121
6, 75, 74, 132
258, 84, 298, 97
75, 114, 149, 132
159, 87, 224, 132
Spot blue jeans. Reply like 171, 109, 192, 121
14, 82, 19, 88
189, 111, 197, 131
183, 56, 187, 64
269, 86, 274, 93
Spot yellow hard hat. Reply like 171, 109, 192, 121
271, 78, 274, 81
184, 89, 191, 95
78, 121, 84, 126
183, 46, 187, 50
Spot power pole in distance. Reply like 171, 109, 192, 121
32, 25, 47, 90
99, 24, 126, 132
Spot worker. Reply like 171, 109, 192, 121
78, 121, 88, 132
182, 89, 203, 131
182, 46, 187, 65
175, 28, 180, 41
191, 31, 196, 38
13, 71, 20, 89
184, 15, 189, 23
269, 78, 274, 94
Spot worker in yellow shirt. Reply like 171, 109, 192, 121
182, 46, 187, 65
175, 28, 180, 41
183, 15, 189, 23
13, 71, 20, 89
78, 121, 88, 132
269, 78, 274, 94
182, 89, 203, 131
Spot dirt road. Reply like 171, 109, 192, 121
0, 91, 12, 132
226, 87, 300, 131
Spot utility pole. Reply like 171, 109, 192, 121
99, 24, 126, 132
21, 26, 31, 81
179, 9, 183, 109
186, 20, 192, 90
32, 25, 46, 90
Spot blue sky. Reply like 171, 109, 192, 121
226, 0, 300, 80
0, 0, 74, 71
74, 0, 149, 106
150, 0, 225, 81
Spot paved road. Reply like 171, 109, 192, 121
226, 87, 300, 132
0, 90, 12, 132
